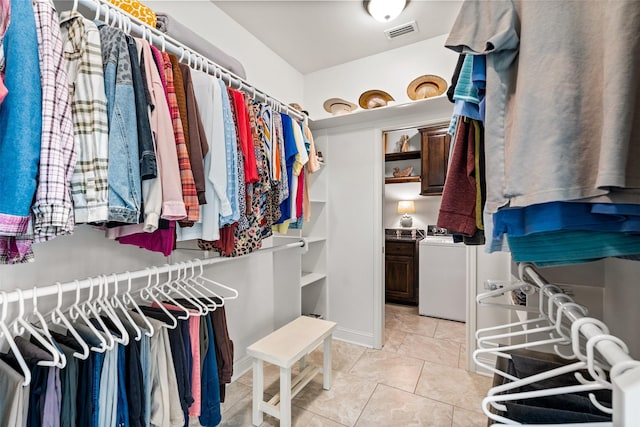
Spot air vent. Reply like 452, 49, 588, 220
384, 21, 419, 40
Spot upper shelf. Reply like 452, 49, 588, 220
309, 95, 452, 131
385, 151, 420, 161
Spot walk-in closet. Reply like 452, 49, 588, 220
0, 0, 639, 426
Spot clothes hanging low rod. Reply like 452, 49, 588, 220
77, 0, 306, 123
0, 240, 305, 304
521, 264, 633, 368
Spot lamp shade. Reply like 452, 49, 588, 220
366, 0, 407, 23
397, 200, 415, 214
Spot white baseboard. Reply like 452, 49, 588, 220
333, 326, 375, 348
231, 355, 253, 383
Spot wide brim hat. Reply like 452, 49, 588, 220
358, 90, 394, 109
322, 98, 358, 115
406, 74, 448, 100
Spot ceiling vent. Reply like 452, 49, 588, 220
384, 20, 419, 40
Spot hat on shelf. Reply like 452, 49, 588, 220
406, 74, 448, 100
289, 102, 309, 116
322, 98, 358, 115
358, 89, 394, 109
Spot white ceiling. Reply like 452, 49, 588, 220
211, 0, 463, 74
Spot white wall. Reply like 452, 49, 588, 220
604, 258, 640, 359
304, 34, 458, 120
315, 97, 454, 347
145, 0, 304, 105
384, 183, 442, 230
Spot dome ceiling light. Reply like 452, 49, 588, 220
364, 0, 408, 23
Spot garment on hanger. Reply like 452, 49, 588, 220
0, 0, 42, 263
162, 52, 198, 224
442, 0, 640, 264
59, 11, 110, 224
0, 358, 29, 427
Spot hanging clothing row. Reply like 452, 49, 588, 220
476, 264, 640, 426
436, 1, 640, 266
0, 0, 321, 264
0, 258, 238, 427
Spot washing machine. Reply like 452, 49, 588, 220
418, 236, 467, 321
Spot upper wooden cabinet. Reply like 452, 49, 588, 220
419, 125, 451, 195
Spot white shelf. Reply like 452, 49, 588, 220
310, 199, 326, 203
301, 272, 326, 288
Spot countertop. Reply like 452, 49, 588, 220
385, 228, 425, 242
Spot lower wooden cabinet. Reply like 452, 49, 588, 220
385, 239, 419, 305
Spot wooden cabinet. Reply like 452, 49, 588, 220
385, 239, 419, 305
419, 125, 451, 195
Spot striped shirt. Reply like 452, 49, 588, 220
161, 52, 199, 222
59, 11, 110, 224
32, 0, 77, 242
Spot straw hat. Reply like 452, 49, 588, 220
358, 90, 394, 109
322, 98, 358, 115
289, 102, 309, 116
406, 74, 448, 100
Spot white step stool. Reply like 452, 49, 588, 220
246, 316, 337, 427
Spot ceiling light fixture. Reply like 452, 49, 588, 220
364, 0, 408, 23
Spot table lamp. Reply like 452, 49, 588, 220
397, 200, 415, 227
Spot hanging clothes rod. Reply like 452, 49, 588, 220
520, 263, 633, 368
0, 239, 305, 304
77, 0, 306, 123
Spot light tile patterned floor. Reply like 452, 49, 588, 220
219, 304, 491, 426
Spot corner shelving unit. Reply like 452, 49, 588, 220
273, 136, 329, 320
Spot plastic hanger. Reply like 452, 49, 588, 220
26, 288, 67, 369
11, 289, 60, 368
0, 292, 31, 385
474, 290, 580, 381
139, 268, 178, 329
68, 280, 109, 352
482, 331, 622, 424
72, 0, 78, 13
80, 278, 116, 351
49, 283, 90, 360
153, 266, 191, 320
167, 263, 208, 315
193, 258, 239, 303
93, 276, 129, 345
121, 271, 154, 337
181, 261, 218, 311
106, 274, 142, 341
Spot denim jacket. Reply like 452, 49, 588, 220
97, 22, 141, 223
0, 0, 42, 233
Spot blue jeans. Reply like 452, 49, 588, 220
199, 315, 221, 427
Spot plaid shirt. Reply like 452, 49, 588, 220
162, 52, 199, 222
59, 11, 109, 224
31, 0, 77, 242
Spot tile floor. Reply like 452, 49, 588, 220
219, 304, 492, 426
